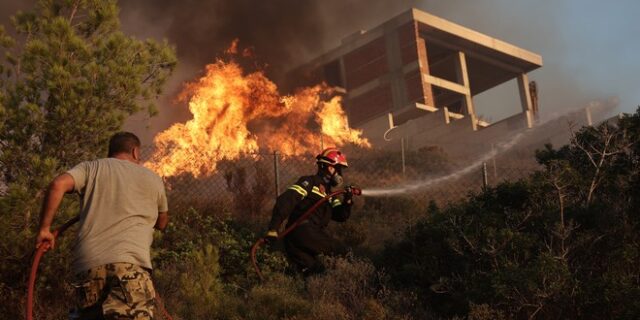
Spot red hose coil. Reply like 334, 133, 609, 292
27, 215, 79, 320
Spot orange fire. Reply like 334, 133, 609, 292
146, 55, 369, 177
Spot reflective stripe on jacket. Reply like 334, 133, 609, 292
268, 174, 351, 231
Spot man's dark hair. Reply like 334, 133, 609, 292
108, 132, 141, 157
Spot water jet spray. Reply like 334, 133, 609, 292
358, 106, 604, 197
360, 131, 526, 197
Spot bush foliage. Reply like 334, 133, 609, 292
382, 109, 640, 319
12, 109, 637, 319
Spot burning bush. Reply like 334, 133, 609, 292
145, 51, 369, 178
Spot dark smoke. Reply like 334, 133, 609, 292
118, 0, 419, 142
118, 0, 418, 83
119, 1, 320, 83
2, 1, 628, 144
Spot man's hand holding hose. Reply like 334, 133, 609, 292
36, 229, 56, 252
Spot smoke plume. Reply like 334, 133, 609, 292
1, 1, 633, 144
118, 1, 418, 82
116, 0, 420, 142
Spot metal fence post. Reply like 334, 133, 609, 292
273, 151, 280, 199
482, 161, 488, 189
491, 143, 498, 180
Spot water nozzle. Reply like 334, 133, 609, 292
345, 185, 362, 196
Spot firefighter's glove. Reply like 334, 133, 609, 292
264, 230, 279, 244
343, 185, 356, 206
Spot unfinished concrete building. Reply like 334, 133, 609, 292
288, 8, 545, 158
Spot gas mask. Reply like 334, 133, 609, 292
319, 164, 344, 187
329, 166, 344, 187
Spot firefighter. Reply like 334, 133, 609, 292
265, 147, 355, 276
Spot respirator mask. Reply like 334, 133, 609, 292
328, 166, 344, 188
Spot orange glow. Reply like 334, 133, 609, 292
146, 53, 369, 177
225, 39, 239, 55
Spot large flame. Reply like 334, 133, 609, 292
146, 57, 369, 177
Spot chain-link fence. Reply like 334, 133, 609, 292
140, 145, 541, 221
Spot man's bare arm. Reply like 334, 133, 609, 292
36, 173, 75, 250
155, 211, 169, 231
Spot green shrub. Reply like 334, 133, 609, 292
160, 244, 224, 318
383, 109, 640, 319
241, 274, 312, 320
154, 207, 288, 286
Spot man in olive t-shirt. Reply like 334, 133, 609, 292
36, 132, 169, 320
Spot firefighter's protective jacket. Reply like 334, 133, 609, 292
268, 174, 351, 231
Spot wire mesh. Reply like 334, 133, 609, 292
140, 145, 541, 221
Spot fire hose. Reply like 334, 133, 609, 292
26, 216, 174, 320
250, 186, 362, 281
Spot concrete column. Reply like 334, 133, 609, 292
455, 51, 477, 131
415, 31, 434, 108
384, 28, 407, 111
443, 106, 451, 124
338, 57, 348, 90
517, 73, 534, 128
338, 57, 352, 126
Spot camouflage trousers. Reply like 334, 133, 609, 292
71, 262, 156, 320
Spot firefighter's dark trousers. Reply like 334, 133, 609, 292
284, 223, 347, 276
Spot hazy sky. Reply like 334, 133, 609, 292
1, 1, 638, 143
411, 0, 639, 122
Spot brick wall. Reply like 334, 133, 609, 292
343, 37, 388, 89
400, 21, 434, 107
404, 69, 426, 104
398, 21, 419, 65
341, 21, 434, 126
348, 85, 393, 126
